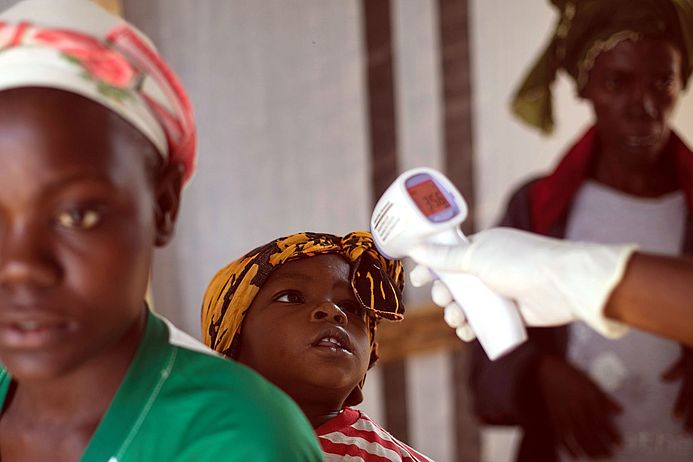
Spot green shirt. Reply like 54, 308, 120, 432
0, 310, 324, 461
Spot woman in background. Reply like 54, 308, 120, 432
469, 1, 693, 460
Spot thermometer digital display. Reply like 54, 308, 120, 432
404, 173, 459, 223
371, 167, 527, 360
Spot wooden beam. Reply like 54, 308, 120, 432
438, 0, 475, 234
376, 304, 464, 363
437, 1, 481, 460
361, 0, 410, 444
92, 0, 122, 15
362, 0, 399, 198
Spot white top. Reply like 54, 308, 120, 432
563, 180, 691, 461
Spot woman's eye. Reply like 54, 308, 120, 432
275, 292, 304, 304
56, 208, 102, 229
604, 78, 620, 92
654, 75, 675, 91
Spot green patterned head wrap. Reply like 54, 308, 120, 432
513, 0, 693, 134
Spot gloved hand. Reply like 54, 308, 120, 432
427, 279, 476, 341
409, 227, 637, 339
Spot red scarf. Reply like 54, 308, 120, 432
529, 126, 693, 234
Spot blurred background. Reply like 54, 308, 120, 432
11, 1, 693, 460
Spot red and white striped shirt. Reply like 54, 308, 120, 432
316, 407, 435, 462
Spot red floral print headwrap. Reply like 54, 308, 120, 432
0, 0, 196, 183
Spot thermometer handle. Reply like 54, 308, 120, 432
425, 229, 527, 360
437, 271, 527, 360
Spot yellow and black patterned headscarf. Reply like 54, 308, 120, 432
513, 0, 693, 134
201, 231, 404, 364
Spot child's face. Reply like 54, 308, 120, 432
237, 254, 372, 405
0, 88, 177, 381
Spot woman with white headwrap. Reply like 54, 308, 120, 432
0, 1, 323, 460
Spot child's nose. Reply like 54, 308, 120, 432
310, 302, 347, 325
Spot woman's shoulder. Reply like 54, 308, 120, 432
142, 321, 322, 460
148, 314, 318, 447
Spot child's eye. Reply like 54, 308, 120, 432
56, 208, 102, 229
275, 291, 304, 304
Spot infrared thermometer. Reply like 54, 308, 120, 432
370, 167, 527, 360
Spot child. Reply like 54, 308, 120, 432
0, 1, 322, 460
202, 231, 435, 461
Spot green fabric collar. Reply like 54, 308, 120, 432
82, 308, 174, 461
0, 309, 174, 462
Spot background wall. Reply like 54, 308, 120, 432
122, 0, 372, 337
119, 0, 693, 339
122, 1, 458, 458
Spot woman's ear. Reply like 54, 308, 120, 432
154, 163, 183, 246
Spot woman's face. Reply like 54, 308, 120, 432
0, 88, 178, 382
583, 38, 684, 167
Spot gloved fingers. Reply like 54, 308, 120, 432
410, 242, 470, 273
409, 264, 435, 287
455, 324, 476, 342
431, 280, 454, 307
439, 301, 474, 341
443, 302, 466, 328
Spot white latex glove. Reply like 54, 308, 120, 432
429, 279, 476, 341
409, 268, 478, 341
409, 228, 637, 338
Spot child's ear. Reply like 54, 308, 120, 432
154, 163, 183, 246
